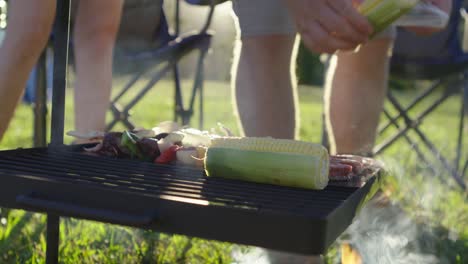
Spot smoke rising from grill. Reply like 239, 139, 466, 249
340, 156, 465, 264
342, 195, 439, 264
232, 154, 466, 264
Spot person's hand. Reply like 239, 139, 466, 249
283, 0, 373, 54
406, 0, 453, 35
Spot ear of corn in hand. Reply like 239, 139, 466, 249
204, 137, 329, 190
358, 0, 420, 37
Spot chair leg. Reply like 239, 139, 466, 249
199, 73, 204, 130
455, 73, 467, 175
173, 64, 184, 124
378, 80, 442, 134
34, 50, 48, 147
198, 50, 206, 130
375, 89, 453, 154
128, 65, 172, 114
106, 103, 124, 131
106, 73, 144, 131
380, 108, 436, 174
172, 47, 209, 128
412, 121, 466, 189
187, 48, 208, 128
382, 90, 466, 190
107, 63, 172, 131
111, 71, 145, 105
107, 50, 207, 131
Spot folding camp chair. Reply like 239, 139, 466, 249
25, 0, 225, 147
107, 0, 226, 131
375, 0, 467, 190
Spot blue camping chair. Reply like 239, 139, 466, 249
107, 0, 226, 131
25, 0, 226, 146
375, 0, 468, 189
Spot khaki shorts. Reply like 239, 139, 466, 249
232, 0, 396, 39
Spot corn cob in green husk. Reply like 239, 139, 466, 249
359, 0, 420, 37
204, 137, 330, 190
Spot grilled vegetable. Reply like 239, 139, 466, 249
100, 132, 125, 157
204, 137, 329, 190
154, 132, 169, 140
121, 131, 143, 159
155, 145, 180, 164
176, 147, 199, 166
136, 137, 160, 161
132, 128, 156, 139
178, 128, 213, 147
66, 130, 106, 141
158, 133, 184, 153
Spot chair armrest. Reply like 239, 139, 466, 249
182, 0, 226, 33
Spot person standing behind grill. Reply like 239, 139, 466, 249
229, 0, 451, 263
0, 0, 123, 143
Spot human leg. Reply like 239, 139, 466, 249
0, 0, 55, 141
323, 29, 396, 264
324, 36, 394, 155
73, 0, 123, 137
231, 1, 322, 263
231, 0, 299, 139
232, 35, 299, 139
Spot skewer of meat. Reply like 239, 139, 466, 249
329, 155, 367, 181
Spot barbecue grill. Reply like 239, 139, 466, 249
0, 1, 383, 263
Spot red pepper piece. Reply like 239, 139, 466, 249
155, 145, 180, 164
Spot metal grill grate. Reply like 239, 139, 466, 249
1, 148, 361, 212
0, 146, 380, 255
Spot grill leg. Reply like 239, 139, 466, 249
46, 214, 60, 264
34, 50, 48, 148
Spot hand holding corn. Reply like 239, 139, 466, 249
287, 0, 450, 54
358, 0, 452, 37
284, 0, 373, 54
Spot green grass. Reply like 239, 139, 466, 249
0, 79, 466, 263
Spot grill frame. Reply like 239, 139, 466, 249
0, 146, 381, 255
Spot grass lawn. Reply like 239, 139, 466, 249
0, 79, 466, 263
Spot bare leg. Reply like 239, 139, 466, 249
324, 39, 393, 155
73, 0, 123, 138
0, 0, 55, 141
232, 35, 300, 139
232, 35, 322, 263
